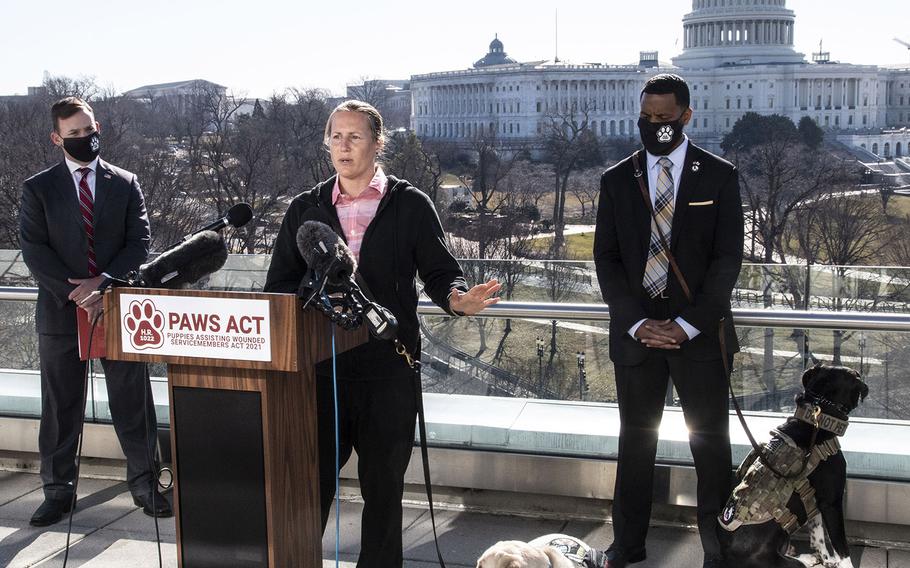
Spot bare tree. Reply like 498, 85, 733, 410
384, 131, 443, 203
274, 88, 335, 187
567, 166, 604, 220
503, 160, 553, 216
725, 115, 845, 400
42, 73, 101, 101
0, 99, 60, 247
346, 77, 410, 130
809, 191, 891, 362
540, 257, 587, 393
884, 215, 910, 267
542, 108, 603, 250
346, 77, 391, 110
449, 134, 524, 281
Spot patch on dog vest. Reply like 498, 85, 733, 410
718, 431, 840, 534
528, 534, 594, 567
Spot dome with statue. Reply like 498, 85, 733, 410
474, 34, 518, 68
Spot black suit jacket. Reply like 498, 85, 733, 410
593, 143, 743, 365
20, 159, 150, 334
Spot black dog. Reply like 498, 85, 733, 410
717, 364, 868, 568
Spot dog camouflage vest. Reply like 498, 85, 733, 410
718, 429, 840, 534
527, 534, 603, 567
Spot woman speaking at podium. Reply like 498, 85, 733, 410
264, 100, 499, 567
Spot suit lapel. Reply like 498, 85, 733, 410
54, 162, 86, 239
93, 159, 113, 222
670, 144, 703, 252
631, 150, 652, 257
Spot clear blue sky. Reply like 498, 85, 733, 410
2, 0, 908, 98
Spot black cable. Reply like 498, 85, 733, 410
142, 361, 164, 568
61, 307, 166, 568
62, 309, 101, 567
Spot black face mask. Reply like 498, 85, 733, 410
62, 131, 101, 163
638, 116, 684, 156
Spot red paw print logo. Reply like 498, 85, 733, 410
123, 299, 165, 350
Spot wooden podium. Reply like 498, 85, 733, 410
104, 288, 366, 568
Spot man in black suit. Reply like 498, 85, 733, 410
593, 74, 744, 568
19, 97, 172, 526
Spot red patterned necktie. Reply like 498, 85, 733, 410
76, 167, 98, 276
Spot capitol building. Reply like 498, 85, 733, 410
410, 0, 910, 158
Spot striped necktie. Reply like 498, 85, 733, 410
642, 157, 674, 298
76, 167, 98, 276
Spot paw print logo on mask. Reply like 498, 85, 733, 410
123, 299, 165, 350
90, 135, 100, 152
657, 125, 674, 143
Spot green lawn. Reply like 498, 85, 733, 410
530, 232, 595, 260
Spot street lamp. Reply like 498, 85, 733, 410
536, 336, 545, 388
859, 333, 867, 375
576, 351, 587, 400
750, 207, 757, 260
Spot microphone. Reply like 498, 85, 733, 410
162, 203, 253, 252
295, 220, 356, 285
294, 221, 398, 340
137, 230, 228, 288
347, 282, 399, 341
194, 202, 253, 235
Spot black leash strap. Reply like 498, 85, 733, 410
718, 320, 815, 479
412, 361, 448, 567
333, 267, 448, 565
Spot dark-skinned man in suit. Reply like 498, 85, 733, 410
20, 97, 172, 526
593, 74, 744, 568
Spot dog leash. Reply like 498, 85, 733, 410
356, 269, 449, 568
631, 152, 818, 481
718, 323, 820, 479
396, 343, 448, 568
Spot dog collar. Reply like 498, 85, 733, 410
794, 404, 849, 436
804, 389, 851, 415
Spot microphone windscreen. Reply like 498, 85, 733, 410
226, 203, 253, 228
139, 230, 228, 288
295, 221, 356, 284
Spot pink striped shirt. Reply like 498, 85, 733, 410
332, 167, 387, 262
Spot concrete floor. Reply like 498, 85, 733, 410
1, 467, 908, 567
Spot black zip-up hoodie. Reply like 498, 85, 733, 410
264, 174, 468, 380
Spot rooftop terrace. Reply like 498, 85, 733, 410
2, 256, 910, 566
2, 461, 910, 568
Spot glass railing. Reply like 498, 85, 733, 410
2, 253, 909, 481
418, 311, 910, 421
3, 251, 909, 311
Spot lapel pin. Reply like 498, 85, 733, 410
104, 174, 112, 179
691, 161, 700, 173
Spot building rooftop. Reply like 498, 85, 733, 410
122, 79, 227, 98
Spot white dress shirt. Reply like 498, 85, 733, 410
65, 156, 99, 201
629, 135, 701, 341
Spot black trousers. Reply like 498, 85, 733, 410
316, 373, 418, 568
611, 351, 733, 559
38, 333, 158, 501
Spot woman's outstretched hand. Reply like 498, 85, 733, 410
448, 279, 502, 316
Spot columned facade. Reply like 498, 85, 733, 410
411, 66, 647, 143
410, 2, 910, 153
672, 0, 804, 68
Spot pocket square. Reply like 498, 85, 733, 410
688, 200, 714, 206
